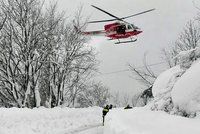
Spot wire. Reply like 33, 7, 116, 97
96, 61, 166, 76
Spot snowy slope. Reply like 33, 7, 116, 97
104, 107, 200, 134
0, 107, 102, 134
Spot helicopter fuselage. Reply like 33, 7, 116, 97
104, 22, 142, 39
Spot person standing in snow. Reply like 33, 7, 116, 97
109, 104, 113, 109
102, 105, 109, 126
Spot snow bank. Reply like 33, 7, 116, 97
152, 65, 184, 97
172, 60, 200, 113
104, 107, 200, 134
0, 107, 101, 134
149, 47, 200, 114
147, 65, 184, 112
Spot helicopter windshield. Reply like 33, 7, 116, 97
127, 24, 136, 29
127, 24, 132, 29
131, 24, 138, 29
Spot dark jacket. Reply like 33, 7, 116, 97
109, 104, 113, 109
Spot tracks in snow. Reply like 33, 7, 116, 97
65, 123, 103, 134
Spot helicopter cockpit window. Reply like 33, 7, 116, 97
127, 25, 132, 29
131, 24, 136, 29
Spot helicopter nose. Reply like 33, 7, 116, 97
134, 30, 142, 35
137, 30, 142, 34
135, 26, 139, 29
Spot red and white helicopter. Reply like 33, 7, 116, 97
76, 5, 155, 44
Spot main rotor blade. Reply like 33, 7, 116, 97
88, 8, 155, 23
120, 8, 155, 19
91, 5, 123, 21
88, 19, 118, 23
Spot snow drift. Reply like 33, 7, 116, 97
104, 108, 200, 134
172, 60, 200, 113
0, 107, 101, 134
147, 65, 184, 112
152, 65, 184, 97
149, 47, 200, 115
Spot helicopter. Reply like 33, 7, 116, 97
75, 5, 155, 44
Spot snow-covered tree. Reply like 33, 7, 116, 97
128, 53, 158, 89
77, 82, 110, 107
0, 0, 97, 108
131, 92, 141, 107
111, 91, 121, 107
0, 0, 51, 107
173, 21, 200, 55
122, 93, 130, 106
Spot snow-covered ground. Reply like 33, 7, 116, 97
0, 107, 102, 134
1, 107, 200, 134
104, 107, 200, 134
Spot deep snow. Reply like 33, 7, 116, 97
172, 59, 200, 113
1, 107, 200, 134
150, 47, 200, 114
0, 107, 102, 134
152, 65, 184, 97
104, 107, 200, 134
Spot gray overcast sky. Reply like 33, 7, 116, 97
54, 0, 199, 94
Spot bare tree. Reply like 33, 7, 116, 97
129, 54, 157, 88
122, 93, 129, 106
92, 82, 110, 107
171, 21, 200, 57
130, 18, 200, 86
77, 82, 110, 107
111, 91, 121, 107
0, 13, 6, 31
160, 48, 176, 68
159, 20, 200, 71
131, 92, 141, 107
37, 5, 97, 108
129, 21, 200, 89
0, 0, 51, 107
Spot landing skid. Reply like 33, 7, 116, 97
115, 39, 137, 44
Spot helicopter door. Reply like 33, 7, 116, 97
116, 25, 126, 34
